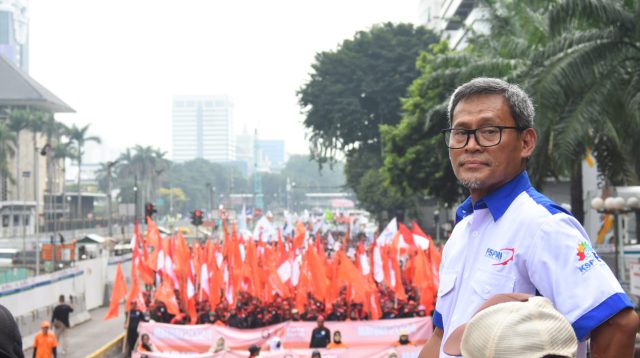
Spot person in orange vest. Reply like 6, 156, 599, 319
33, 321, 58, 358
392, 329, 413, 347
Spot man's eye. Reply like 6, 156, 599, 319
480, 128, 499, 135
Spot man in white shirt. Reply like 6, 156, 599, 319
419, 77, 639, 358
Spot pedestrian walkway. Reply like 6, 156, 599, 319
24, 305, 126, 358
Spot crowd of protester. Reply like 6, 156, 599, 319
136, 279, 429, 328
127, 221, 436, 330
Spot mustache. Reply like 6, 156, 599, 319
457, 156, 491, 166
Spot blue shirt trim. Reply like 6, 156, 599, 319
572, 292, 634, 341
525, 187, 573, 216
455, 171, 532, 223
455, 197, 473, 224
433, 309, 444, 330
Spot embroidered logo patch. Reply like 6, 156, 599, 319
576, 241, 601, 274
485, 247, 515, 266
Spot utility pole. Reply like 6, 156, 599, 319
106, 160, 118, 237
206, 182, 213, 213
133, 175, 139, 224
40, 144, 55, 272
21, 171, 27, 268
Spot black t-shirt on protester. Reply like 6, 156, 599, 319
309, 327, 331, 348
52, 304, 73, 328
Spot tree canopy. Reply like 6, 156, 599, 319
298, 22, 439, 220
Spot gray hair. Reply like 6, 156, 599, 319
447, 77, 535, 128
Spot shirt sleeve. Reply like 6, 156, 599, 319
527, 214, 633, 341
432, 310, 444, 330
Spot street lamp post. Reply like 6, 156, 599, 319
591, 195, 640, 282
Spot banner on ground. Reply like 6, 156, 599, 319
137, 316, 432, 352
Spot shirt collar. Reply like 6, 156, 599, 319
455, 171, 532, 223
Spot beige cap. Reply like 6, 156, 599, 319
444, 294, 577, 358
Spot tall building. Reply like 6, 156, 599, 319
418, 0, 487, 49
0, 0, 29, 72
172, 95, 235, 163
257, 139, 285, 171
235, 125, 254, 176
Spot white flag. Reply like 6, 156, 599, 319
377, 218, 397, 246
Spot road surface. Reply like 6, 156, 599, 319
24, 305, 126, 358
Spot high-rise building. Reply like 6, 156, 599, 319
172, 95, 235, 163
418, 0, 487, 49
235, 125, 254, 176
0, 0, 29, 72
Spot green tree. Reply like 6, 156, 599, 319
114, 146, 171, 219
8, 110, 30, 202
536, 0, 640, 184
0, 121, 16, 185
298, 22, 439, 219
382, 1, 568, 209
163, 159, 247, 214
280, 155, 345, 191
68, 124, 101, 219
158, 187, 187, 215
26, 112, 46, 204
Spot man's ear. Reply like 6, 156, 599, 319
521, 128, 537, 159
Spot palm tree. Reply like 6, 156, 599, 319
529, 0, 640, 224
68, 124, 101, 220
52, 141, 76, 230
26, 112, 46, 226
0, 122, 17, 197
383, 0, 555, 207
39, 116, 70, 230
117, 145, 169, 204
8, 110, 31, 204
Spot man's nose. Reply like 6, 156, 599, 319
465, 132, 482, 151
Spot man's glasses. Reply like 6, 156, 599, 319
442, 125, 526, 149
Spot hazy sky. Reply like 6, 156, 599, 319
28, 0, 420, 162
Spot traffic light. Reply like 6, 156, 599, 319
145, 202, 157, 223
191, 209, 203, 226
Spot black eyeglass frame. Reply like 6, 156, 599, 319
441, 125, 527, 149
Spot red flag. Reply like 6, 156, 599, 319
399, 223, 416, 248
138, 259, 155, 286
305, 244, 328, 301
412, 221, 441, 288
293, 221, 306, 249
155, 275, 181, 315
413, 249, 435, 311
187, 276, 197, 324
337, 251, 368, 304
209, 260, 223, 308
146, 218, 162, 249
367, 277, 382, 320
266, 270, 289, 299
126, 263, 141, 311
104, 263, 127, 320
295, 260, 310, 313
324, 255, 341, 308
